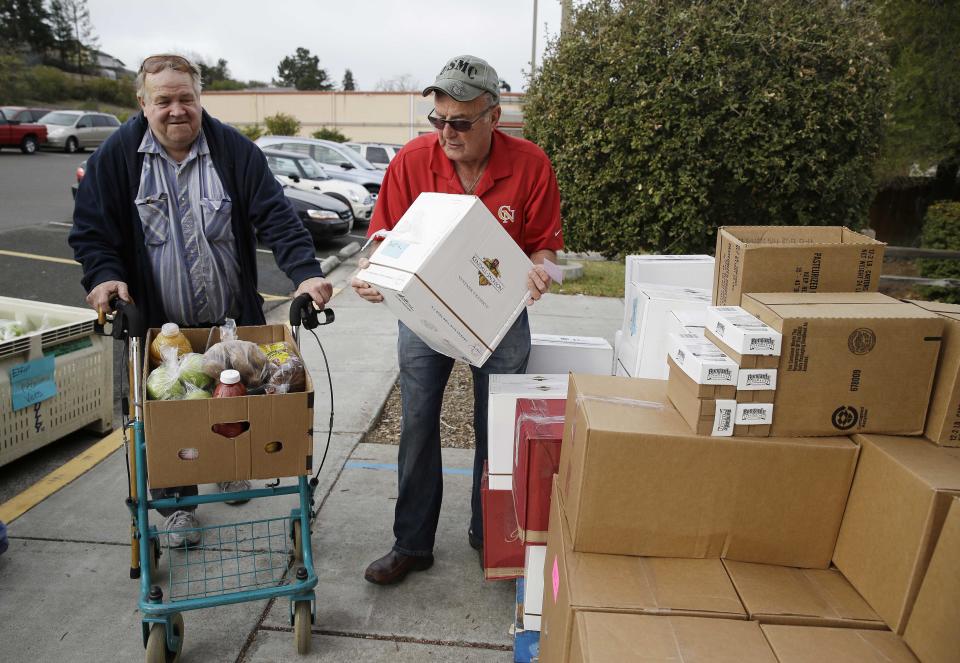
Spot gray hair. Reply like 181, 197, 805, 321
136, 54, 203, 102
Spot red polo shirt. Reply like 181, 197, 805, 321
367, 129, 563, 255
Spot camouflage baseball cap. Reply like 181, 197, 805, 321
422, 55, 500, 104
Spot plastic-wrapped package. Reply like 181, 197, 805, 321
146, 347, 213, 400
259, 341, 306, 393
202, 319, 275, 389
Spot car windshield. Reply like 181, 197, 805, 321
298, 157, 329, 180
327, 144, 375, 170
41, 112, 78, 125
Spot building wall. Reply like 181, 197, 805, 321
200, 90, 526, 144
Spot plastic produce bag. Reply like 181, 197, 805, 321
146, 346, 186, 400
260, 341, 306, 393
202, 319, 275, 389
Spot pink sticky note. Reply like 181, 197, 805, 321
552, 555, 560, 603
543, 258, 563, 284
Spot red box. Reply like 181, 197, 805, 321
481, 462, 524, 580
513, 398, 566, 543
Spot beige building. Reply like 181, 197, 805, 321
201, 90, 526, 144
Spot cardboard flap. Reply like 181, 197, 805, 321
762, 625, 919, 663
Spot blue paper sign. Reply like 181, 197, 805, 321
10, 356, 56, 411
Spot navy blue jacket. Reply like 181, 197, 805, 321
69, 110, 323, 327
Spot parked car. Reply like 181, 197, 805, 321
343, 142, 405, 170
1, 106, 53, 123
255, 136, 383, 196
38, 110, 120, 153
262, 149, 375, 223
0, 108, 47, 154
279, 180, 354, 242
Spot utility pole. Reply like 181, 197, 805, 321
530, 0, 538, 77
561, 0, 572, 34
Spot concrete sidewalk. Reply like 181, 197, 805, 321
0, 253, 623, 662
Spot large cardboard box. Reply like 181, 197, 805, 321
487, 373, 567, 490
540, 477, 746, 663
522, 544, 547, 631
558, 374, 858, 567
143, 325, 313, 489
762, 625, 919, 663
723, 560, 883, 629
618, 283, 711, 379
911, 300, 960, 446
357, 192, 532, 367
833, 435, 960, 633
480, 463, 524, 580
569, 613, 776, 663
625, 254, 715, 290
742, 293, 944, 437
527, 334, 613, 376
903, 497, 960, 663
713, 226, 885, 306
513, 398, 565, 543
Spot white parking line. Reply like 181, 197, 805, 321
48, 222, 73, 228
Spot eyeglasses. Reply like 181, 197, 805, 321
139, 54, 199, 76
426, 105, 496, 132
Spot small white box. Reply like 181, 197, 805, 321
526, 334, 613, 376
713, 399, 737, 437
665, 309, 707, 340
358, 193, 532, 367
487, 373, 568, 481
736, 368, 778, 391
735, 402, 775, 425
706, 306, 782, 356
619, 283, 712, 379
522, 544, 547, 631
625, 254, 715, 290
668, 333, 739, 386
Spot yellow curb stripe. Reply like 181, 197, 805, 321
0, 429, 125, 524
259, 292, 290, 302
0, 249, 80, 266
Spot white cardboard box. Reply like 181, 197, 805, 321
357, 193, 532, 367
488, 373, 568, 487
665, 309, 707, 340
668, 333, 739, 386
625, 254, 715, 290
735, 402, 775, 426
736, 368, 778, 391
619, 283, 712, 379
522, 544, 547, 632
526, 334, 613, 376
705, 306, 782, 356
614, 358, 630, 378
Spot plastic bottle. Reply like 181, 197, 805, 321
212, 369, 247, 438
149, 322, 193, 367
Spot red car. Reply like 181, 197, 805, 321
0, 108, 47, 154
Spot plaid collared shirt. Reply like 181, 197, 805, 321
136, 128, 241, 326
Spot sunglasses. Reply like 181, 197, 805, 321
139, 54, 199, 75
426, 105, 495, 132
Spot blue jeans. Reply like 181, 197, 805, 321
392, 311, 530, 557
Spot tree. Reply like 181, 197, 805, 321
48, 0, 98, 75
524, 0, 889, 256
877, 0, 960, 192
0, 0, 53, 53
374, 74, 419, 92
342, 69, 355, 91
198, 57, 230, 88
263, 112, 301, 136
276, 47, 332, 90
312, 127, 349, 142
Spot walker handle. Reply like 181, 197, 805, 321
289, 293, 334, 330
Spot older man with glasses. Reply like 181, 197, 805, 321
352, 54, 563, 585
69, 54, 332, 546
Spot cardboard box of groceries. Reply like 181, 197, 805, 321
909, 300, 960, 446
833, 434, 960, 633
557, 374, 858, 567
357, 192, 532, 367
903, 497, 960, 663
570, 613, 777, 663
539, 476, 747, 663
713, 226, 885, 306
762, 625, 919, 663
722, 560, 883, 630
741, 293, 944, 437
143, 324, 313, 489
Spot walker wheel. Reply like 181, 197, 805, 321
294, 600, 311, 654
145, 613, 183, 663
292, 520, 304, 562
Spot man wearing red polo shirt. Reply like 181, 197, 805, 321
352, 54, 563, 585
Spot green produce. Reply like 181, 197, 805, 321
179, 353, 213, 390
146, 365, 185, 400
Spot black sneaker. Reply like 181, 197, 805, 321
468, 528, 482, 551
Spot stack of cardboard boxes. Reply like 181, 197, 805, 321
524, 226, 960, 662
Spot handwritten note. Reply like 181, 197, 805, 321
10, 356, 56, 411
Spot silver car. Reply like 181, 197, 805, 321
255, 136, 383, 196
343, 142, 405, 170
39, 110, 121, 153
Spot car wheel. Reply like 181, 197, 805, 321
20, 136, 39, 154
65, 137, 79, 153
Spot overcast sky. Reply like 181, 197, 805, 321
86, 0, 565, 92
